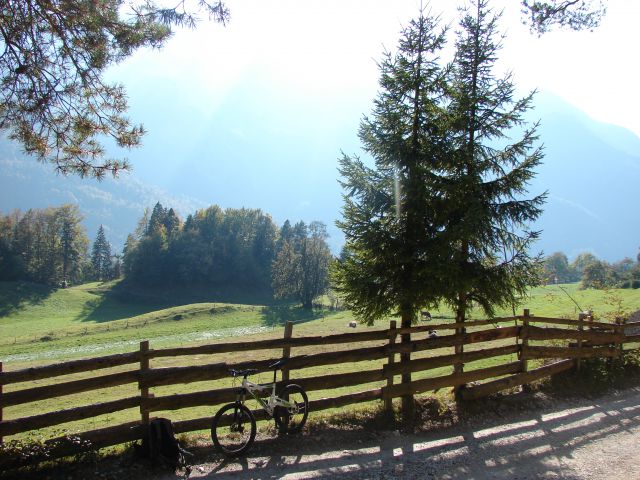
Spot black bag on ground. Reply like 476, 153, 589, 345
136, 418, 191, 472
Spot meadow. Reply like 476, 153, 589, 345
1, 280, 638, 364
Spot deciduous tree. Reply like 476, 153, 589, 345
272, 221, 332, 309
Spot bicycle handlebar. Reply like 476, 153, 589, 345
229, 368, 258, 378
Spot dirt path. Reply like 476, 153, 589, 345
12, 387, 640, 480
184, 387, 640, 479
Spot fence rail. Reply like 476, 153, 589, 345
0, 310, 633, 462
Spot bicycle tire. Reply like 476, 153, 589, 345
274, 384, 308, 434
211, 403, 256, 456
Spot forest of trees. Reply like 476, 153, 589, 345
0, 206, 121, 285
0, 205, 88, 284
0, 201, 334, 308
543, 251, 640, 289
121, 202, 333, 305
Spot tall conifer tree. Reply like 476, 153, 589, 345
333, 12, 450, 426
91, 225, 112, 281
443, 0, 545, 327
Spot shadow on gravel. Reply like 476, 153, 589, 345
194, 388, 640, 479
4, 389, 640, 480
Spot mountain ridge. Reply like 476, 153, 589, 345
0, 93, 637, 261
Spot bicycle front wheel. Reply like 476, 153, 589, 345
211, 403, 256, 456
274, 383, 308, 434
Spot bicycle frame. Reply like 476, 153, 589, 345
235, 376, 298, 416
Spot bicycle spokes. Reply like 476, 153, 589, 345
211, 403, 256, 456
274, 384, 308, 434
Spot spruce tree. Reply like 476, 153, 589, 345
333, 12, 450, 426
146, 202, 167, 236
443, 0, 545, 326
91, 225, 112, 281
56, 205, 87, 285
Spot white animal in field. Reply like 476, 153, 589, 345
348, 321, 357, 328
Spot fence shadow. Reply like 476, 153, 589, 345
198, 388, 640, 479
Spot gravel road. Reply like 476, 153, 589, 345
184, 387, 640, 480
12, 386, 640, 480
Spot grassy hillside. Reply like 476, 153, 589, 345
1, 280, 640, 365
0, 280, 333, 363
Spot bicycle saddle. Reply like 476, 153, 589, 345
229, 368, 258, 377
268, 358, 288, 370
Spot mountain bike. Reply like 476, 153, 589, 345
211, 358, 309, 456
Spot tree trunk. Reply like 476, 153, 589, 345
400, 310, 414, 430
453, 292, 467, 400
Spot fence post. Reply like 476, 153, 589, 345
453, 324, 465, 399
521, 309, 530, 391
385, 320, 397, 414
139, 341, 150, 426
619, 317, 626, 358
577, 312, 585, 371
282, 321, 294, 384
0, 361, 3, 445
613, 316, 624, 367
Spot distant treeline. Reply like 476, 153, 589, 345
0, 205, 88, 284
0, 202, 333, 307
123, 203, 277, 288
0, 206, 118, 285
121, 202, 332, 305
543, 251, 640, 289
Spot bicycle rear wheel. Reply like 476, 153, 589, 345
274, 384, 308, 434
211, 403, 256, 456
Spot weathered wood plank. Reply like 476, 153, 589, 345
459, 359, 575, 400
0, 396, 140, 437
522, 345, 619, 360
391, 326, 519, 354
396, 316, 519, 335
0, 352, 140, 385
0, 370, 138, 407
383, 344, 519, 376
295, 369, 384, 392
310, 388, 383, 411
145, 387, 235, 412
623, 334, 640, 343
386, 362, 522, 398
522, 326, 624, 343
518, 316, 620, 331
287, 345, 388, 370
141, 363, 229, 388
149, 329, 389, 358
146, 367, 385, 412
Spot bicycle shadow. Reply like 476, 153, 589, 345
196, 387, 640, 479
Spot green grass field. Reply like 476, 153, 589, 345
2, 279, 640, 443
2, 280, 640, 364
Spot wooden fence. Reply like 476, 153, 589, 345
0, 310, 634, 462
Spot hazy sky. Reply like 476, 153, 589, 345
111, 0, 640, 133
101, 0, 640, 248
